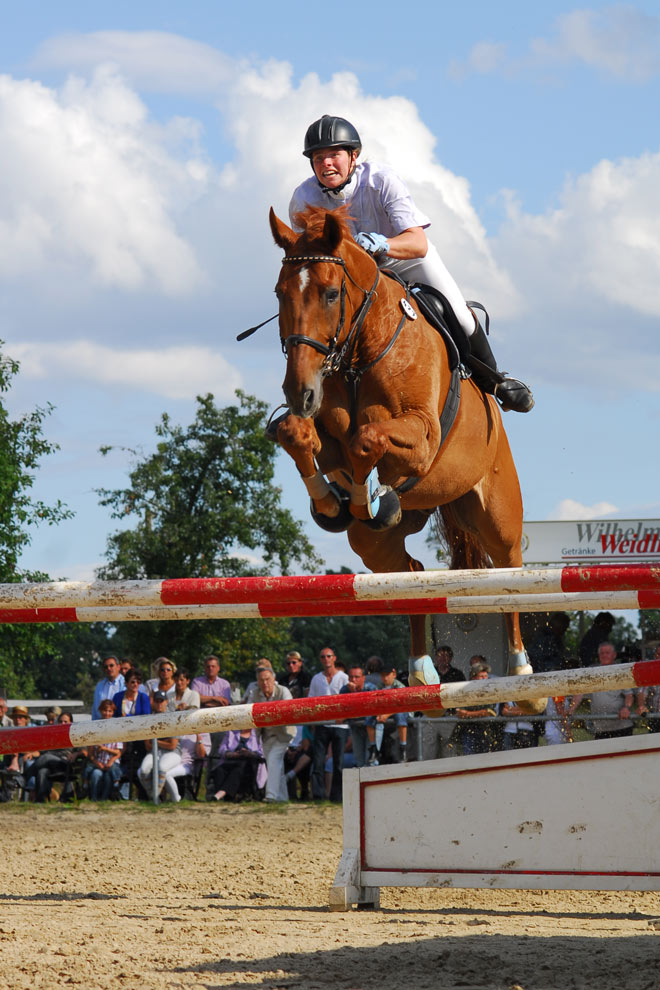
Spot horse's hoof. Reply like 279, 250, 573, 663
310, 483, 352, 533
408, 655, 445, 718
507, 652, 547, 714
363, 487, 401, 531
264, 409, 291, 442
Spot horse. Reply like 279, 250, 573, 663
268, 204, 543, 713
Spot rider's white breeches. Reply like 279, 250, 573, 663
383, 242, 475, 336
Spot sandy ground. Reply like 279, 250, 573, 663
1, 801, 659, 990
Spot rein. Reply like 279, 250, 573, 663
279, 254, 408, 385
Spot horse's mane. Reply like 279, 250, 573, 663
291, 204, 354, 245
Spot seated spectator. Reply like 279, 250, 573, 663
172, 668, 200, 711
339, 665, 378, 768
570, 642, 635, 741
364, 655, 384, 688
4, 706, 39, 780
176, 731, 210, 799
454, 662, 499, 755
212, 729, 266, 802
145, 657, 177, 704
137, 692, 183, 802
284, 725, 313, 799
113, 668, 151, 717
245, 667, 295, 802
44, 706, 62, 724
501, 701, 536, 751
26, 706, 87, 803
376, 662, 410, 763
84, 699, 123, 800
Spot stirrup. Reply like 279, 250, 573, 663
493, 378, 535, 413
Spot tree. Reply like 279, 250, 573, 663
0, 344, 86, 698
96, 392, 321, 677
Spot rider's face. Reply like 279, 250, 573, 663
312, 147, 355, 188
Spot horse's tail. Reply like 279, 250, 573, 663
432, 503, 492, 570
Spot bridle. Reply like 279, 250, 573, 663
279, 254, 410, 385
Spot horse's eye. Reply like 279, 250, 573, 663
325, 289, 339, 305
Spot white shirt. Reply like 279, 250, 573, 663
308, 670, 349, 728
289, 161, 430, 239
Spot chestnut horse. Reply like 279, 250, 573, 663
269, 205, 542, 711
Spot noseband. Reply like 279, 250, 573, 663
280, 254, 380, 379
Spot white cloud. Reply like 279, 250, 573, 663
33, 30, 236, 94
451, 6, 660, 82
0, 68, 205, 293
549, 499, 619, 521
7, 340, 243, 400
532, 6, 660, 82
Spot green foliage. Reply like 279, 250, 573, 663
96, 392, 322, 679
0, 345, 93, 698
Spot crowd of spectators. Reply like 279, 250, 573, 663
1, 615, 658, 805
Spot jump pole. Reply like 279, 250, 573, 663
0, 588, 658, 624
0, 563, 658, 611
2, 659, 659, 756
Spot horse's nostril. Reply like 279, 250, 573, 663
302, 389, 315, 414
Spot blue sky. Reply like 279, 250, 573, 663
1, 1, 659, 581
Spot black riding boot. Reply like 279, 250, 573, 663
468, 322, 534, 413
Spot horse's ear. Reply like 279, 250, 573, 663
322, 211, 343, 254
269, 208, 296, 251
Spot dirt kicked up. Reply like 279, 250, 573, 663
1, 802, 659, 990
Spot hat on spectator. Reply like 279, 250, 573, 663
152, 690, 168, 702
12, 705, 29, 717
46, 705, 62, 718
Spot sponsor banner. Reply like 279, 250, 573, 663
521, 520, 660, 564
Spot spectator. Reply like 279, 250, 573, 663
245, 667, 295, 802
571, 642, 635, 741
44, 706, 62, 724
84, 699, 123, 800
112, 667, 150, 799
211, 729, 267, 802
172, 668, 200, 711
192, 655, 232, 797
278, 650, 311, 698
5, 706, 39, 777
501, 701, 536, 750
377, 662, 410, 763
0, 695, 11, 727
145, 657, 177, 704
91, 656, 125, 720
113, 668, 151, 717
417, 646, 464, 762
177, 731, 211, 799
339, 664, 378, 768
544, 694, 577, 746
529, 613, 570, 673
578, 612, 615, 667
138, 692, 184, 802
454, 662, 499, 755
191, 656, 232, 711
308, 647, 348, 801
364, 655, 384, 688
641, 645, 660, 733
284, 726, 313, 799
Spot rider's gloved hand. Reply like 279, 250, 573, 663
355, 231, 389, 258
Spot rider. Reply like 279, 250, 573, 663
289, 114, 534, 413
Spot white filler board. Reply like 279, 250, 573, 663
330, 733, 660, 910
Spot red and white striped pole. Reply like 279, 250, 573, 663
2, 659, 659, 755
0, 588, 657, 624
0, 564, 657, 615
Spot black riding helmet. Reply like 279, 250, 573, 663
303, 115, 361, 158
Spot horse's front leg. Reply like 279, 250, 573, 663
276, 415, 347, 524
347, 413, 439, 526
